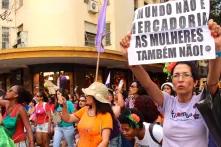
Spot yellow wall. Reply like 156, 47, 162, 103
14, 0, 136, 50
1, 0, 160, 50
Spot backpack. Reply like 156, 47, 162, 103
30, 102, 49, 122
195, 87, 221, 146
149, 123, 162, 146
36, 102, 47, 112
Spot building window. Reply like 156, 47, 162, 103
85, 22, 96, 47
17, 24, 23, 45
16, 24, 27, 48
85, 0, 110, 5
2, 27, 9, 49
18, 24, 23, 32
2, 0, 9, 9
105, 23, 111, 46
85, 32, 96, 47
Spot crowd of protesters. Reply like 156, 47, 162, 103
0, 19, 220, 147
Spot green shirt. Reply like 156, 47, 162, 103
56, 100, 74, 127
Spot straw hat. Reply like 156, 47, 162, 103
82, 82, 110, 104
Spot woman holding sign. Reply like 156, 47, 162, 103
120, 20, 221, 147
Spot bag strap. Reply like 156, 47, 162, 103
43, 102, 46, 112
35, 102, 49, 123
149, 123, 162, 145
35, 102, 47, 112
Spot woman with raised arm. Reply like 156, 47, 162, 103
120, 20, 221, 147
53, 89, 75, 147
61, 82, 114, 147
0, 85, 34, 147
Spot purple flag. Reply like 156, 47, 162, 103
95, 0, 108, 53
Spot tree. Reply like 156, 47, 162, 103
210, 0, 221, 24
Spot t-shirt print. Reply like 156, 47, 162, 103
170, 109, 201, 121
137, 145, 149, 147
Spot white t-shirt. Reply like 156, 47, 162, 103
135, 122, 163, 147
159, 92, 208, 147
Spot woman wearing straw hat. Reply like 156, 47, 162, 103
61, 82, 114, 147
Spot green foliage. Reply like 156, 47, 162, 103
210, 0, 221, 24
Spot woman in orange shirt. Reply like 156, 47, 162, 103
62, 82, 114, 147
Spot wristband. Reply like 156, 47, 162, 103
216, 51, 221, 57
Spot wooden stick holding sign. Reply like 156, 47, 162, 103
95, 52, 100, 82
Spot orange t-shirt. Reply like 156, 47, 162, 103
74, 107, 113, 147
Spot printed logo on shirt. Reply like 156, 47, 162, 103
170, 110, 200, 121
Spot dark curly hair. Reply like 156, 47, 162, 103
134, 95, 161, 123
56, 88, 69, 100
15, 85, 33, 104
38, 90, 48, 102
171, 61, 199, 81
94, 98, 114, 117
119, 108, 144, 129
55, 88, 69, 109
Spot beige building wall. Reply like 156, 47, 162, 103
107, 0, 134, 51
13, 0, 136, 51
1, 0, 161, 50
0, 0, 17, 48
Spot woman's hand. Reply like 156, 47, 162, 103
57, 95, 65, 104
120, 32, 131, 58
208, 19, 221, 50
207, 19, 221, 95
97, 128, 111, 147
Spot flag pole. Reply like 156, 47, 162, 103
94, 0, 108, 82
95, 52, 100, 82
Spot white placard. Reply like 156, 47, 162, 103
128, 0, 216, 65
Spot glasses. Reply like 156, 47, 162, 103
171, 73, 192, 80
79, 100, 86, 102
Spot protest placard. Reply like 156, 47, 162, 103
128, 0, 216, 65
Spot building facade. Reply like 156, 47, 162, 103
0, 0, 164, 94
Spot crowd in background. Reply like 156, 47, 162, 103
0, 19, 220, 147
